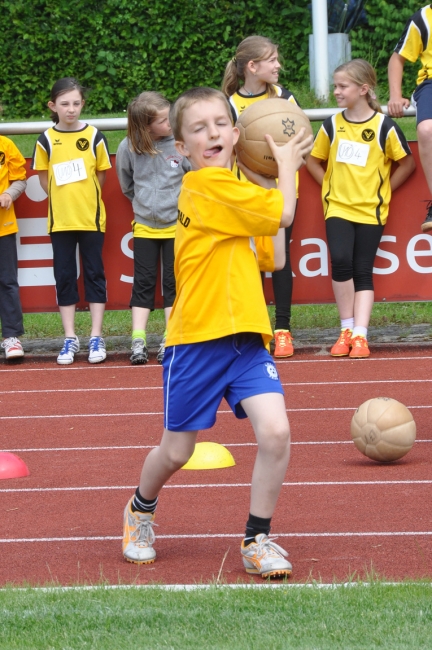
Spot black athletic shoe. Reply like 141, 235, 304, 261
421, 200, 432, 233
130, 338, 148, 365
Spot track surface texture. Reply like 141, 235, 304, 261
1, 347, 431, 586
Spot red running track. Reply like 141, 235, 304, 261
0, 349, 431, 586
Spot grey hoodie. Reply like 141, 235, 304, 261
116, 135, 191, 229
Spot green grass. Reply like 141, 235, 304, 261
20, 302, 432, 341
1, 582, 432, 649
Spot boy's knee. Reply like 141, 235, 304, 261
164, 446, 194, 470
417, 119, 432, 142
262, 421, 291, 453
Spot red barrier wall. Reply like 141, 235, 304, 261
15, 143, 432, 312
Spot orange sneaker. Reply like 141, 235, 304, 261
274, 329, 293, 358
330, 328, 352, 357
349, 335, 370, 359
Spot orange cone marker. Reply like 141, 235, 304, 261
0, 452, 30, 480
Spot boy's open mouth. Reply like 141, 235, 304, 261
204, 146, 223, 158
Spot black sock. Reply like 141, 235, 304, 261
244, 513, 272, 546
131, 487, 158, 514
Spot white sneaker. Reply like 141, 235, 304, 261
241, 533, 292, 578
156, 335, 166, 365
57, 337, 80, 365
130, 337, 148, 365
1, 337, 24, 359
88, 336, 106, 364
122, 497, 156, 564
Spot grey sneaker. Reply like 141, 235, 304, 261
241, 533, 292, 578
1, 337, 24, 359
122, 497, 156, 564
130, 337, 148, 365
57, 337, 80, 365
421, 200, 432, 233
156, 335, 166, 365
88, 336, 106, 364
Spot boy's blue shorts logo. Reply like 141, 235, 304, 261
264, 362, 278, 380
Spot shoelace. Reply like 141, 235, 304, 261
252, 536, 288, 559
130, 516, 157, 546
89, 337, 103, 352
60, 339, 77, 355
1, 337, 20, 351
132, 339, 145, 352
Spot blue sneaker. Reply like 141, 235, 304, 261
57, 337, 80, 365
88, 336, 106, 364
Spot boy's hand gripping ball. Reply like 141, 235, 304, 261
235, 98, 313, 178
350, 397, 416, 462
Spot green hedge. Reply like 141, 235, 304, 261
0, 0, 425, 118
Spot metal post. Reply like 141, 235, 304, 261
311, 0, 329, 101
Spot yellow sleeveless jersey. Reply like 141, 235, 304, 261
166, 167, 282, 347
311, 111, 411, 226
31, 124, 111, 233
394, 4, 432, 85
0, 136, 26, 237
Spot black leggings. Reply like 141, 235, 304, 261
325, 218, 384, 291
130, 236, 175, 310
272, 216, 295, 331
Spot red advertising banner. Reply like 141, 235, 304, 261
15, 144, 432, 313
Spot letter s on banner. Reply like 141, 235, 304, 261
298, 238, 329, 277
120, 232, 134, 283
373, 236, 399, 275
407, 234, 432, 274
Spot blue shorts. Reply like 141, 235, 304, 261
162, 333, 284, 432
413, 79, 432, 124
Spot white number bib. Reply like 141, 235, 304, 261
336, 139, 370, 167
53, 158, 87, 186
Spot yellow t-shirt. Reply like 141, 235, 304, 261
166, 167, 282, 347
31, 124, 111, 233
0, 136, 26, 237
394, 5, 432, 85
132, 222, 176, 239
311, 111, 411, 226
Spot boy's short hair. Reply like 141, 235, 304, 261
170, 87, 233, 141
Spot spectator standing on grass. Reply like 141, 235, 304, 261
32, 77, 111, 366
307, 59, 414, 359
388, 4, 432, 232
122, 86, 313, 578
116, 92, 190, 366
0, 136, 26, 360
222, 35, 300, 360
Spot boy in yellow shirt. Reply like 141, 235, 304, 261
122, 87, 312, 578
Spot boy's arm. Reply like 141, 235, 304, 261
0, 179, 27, 208
96, 170, 107, 188
390, 155, 416, 192
306, 154, 325, 186
388, 53, 411, 118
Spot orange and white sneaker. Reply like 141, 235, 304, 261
1, 337, 24, 359
241, 533, 292, 579
274, 329, 294, 358
330, 328, 352, 357
349, 335, 370, 359
122, 497, 156, 564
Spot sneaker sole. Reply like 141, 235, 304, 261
88, 355, 106, 364
5, 351, 24, 359
130, 357, 148, 365
274, 352, 293, 358
330, 351, 350, 357
124, 555, 155, 565
349, 353, 370, 359
245, 567, 292, 578
57, 358, 75, 365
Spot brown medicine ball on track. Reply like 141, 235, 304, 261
350, 397, 416, 462
235, 98, 313, 178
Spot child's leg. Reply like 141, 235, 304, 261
0, 234, 24, 339
132, 306, 151, 332
417, 119, 432, 196
241, 393, 290, 518
138, 428, 198, 499
158, 238, 175, 363
89, 302, 105, 337
59, 305, 76, 337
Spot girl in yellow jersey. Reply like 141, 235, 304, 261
307, 60, 415, 359
222, 35, 300, 359
32, 78, 111, 365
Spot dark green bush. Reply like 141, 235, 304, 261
0, 0, 425, 118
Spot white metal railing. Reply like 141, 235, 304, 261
0, 106, 416, 135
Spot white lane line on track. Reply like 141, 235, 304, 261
1, 531, 432, 543
1, 355, 432, 375
2, 479, 432, 494
1, 404, 431, 420
4, 439, 431, 453
3, 377, 432, 395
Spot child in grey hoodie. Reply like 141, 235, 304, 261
116, 92, 190, 365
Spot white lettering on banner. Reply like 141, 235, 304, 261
120, 232, 134, 283
406, 234, 432, 274
373, 236, 399, 275
299, 238, 329, 277
16, 218, 79, 287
